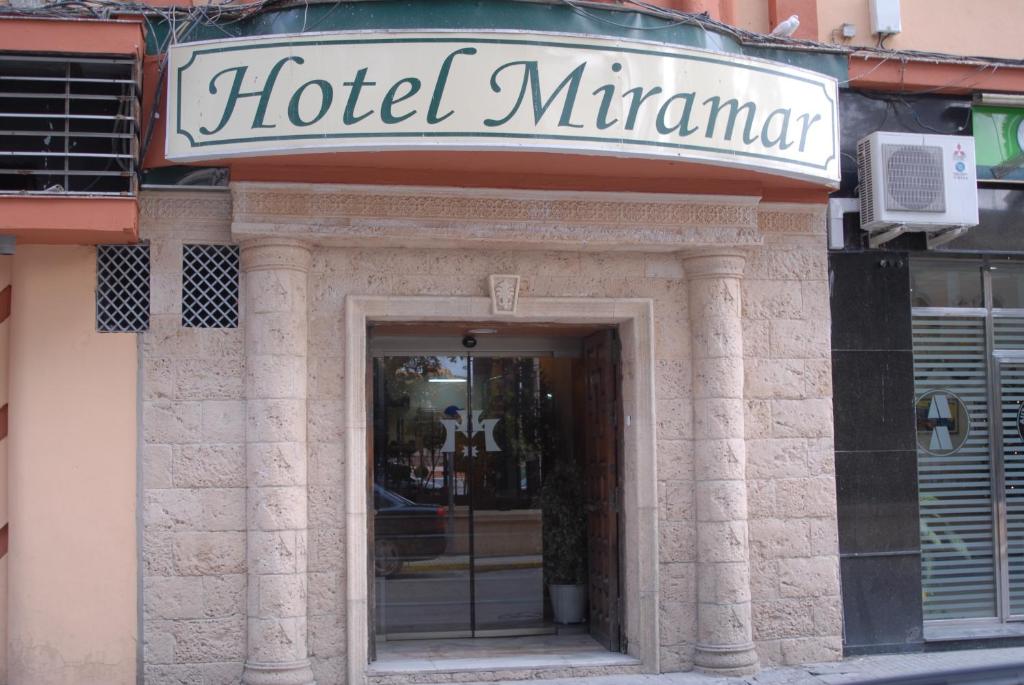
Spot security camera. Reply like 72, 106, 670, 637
462, 335, 478, 349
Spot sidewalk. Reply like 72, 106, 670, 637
458, 646, 1024, 685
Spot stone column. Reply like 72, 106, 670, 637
241, 239, 316, 685
683, 251, 760, 676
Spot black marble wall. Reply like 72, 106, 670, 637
830, 250, 923, 654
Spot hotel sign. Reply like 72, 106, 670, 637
167, 31, 840, 183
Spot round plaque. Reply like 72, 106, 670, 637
915, 390, 971, 456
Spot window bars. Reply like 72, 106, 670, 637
182, 244, 239, 328
0, 54, 140, 195
96, 244, 150, 332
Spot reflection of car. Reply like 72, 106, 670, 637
373, 484, 448, 577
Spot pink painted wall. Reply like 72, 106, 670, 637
0, 257, 10, 683
7, 246, 137, 685
816, 0, 1024, 59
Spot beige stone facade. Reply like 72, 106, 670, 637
139, 185, 839, 685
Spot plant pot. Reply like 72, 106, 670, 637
549, 583, 587, 624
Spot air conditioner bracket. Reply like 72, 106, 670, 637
926, 225, 971, 250
867, 224, 907, 249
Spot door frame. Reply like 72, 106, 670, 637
344, 295, 659, 683
913, 258, 1024, 632
992, 350, 1024, 622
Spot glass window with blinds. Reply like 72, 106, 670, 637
912, 259, 1024, 626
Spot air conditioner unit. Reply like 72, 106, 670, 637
857, 132, 979, 248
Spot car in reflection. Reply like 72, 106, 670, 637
373, 484, 449, 577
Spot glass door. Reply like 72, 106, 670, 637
914, 314, 997, 620
997, 356, 1024, 617
470, 356, 548, 636
913, 260, 1024, 628
372, 355, 473, 638
371, 351, 579, 640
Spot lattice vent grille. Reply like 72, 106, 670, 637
96, 244, 150, 332
182, 244, 239, 328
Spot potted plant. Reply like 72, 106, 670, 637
541, 452, 588, 624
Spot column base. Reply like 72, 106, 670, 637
694, 642, 760, 676
242, 659, 317, 685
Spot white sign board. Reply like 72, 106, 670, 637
167, 31, 840, 183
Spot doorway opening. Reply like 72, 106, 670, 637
367, 323, 625, 665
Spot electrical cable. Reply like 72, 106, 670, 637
559, 0, 702, 32
838, 52, 898, 86
4, 0, 1023, 71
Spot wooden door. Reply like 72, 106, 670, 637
583, 329, 622, 652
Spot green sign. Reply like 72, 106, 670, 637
167, 31, 840, 184
973, 105, 1024, 182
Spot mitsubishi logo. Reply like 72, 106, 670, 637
440, 408, 501, 455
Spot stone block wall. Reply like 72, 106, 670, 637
743, 205, 842, 666
140, 193, 249, 685
137, 190, 840, 683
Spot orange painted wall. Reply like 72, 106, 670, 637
7, 246, 137, 685
732, 0, 770, 32
816, 0, 1024, 60
0, 17, 142, 57
0, 258, 9, 684
846, 58, 1024, 95
0, 198, 138, 246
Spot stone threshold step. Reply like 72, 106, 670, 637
367, 657, 644, 683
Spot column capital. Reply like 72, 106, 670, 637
240, 238, 312, 274
681, 250, 746, 282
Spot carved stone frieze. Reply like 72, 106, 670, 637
757, 202, 827, 235
230, 182, 765, 251
139, 190, 232, 225
233, 188, 758, 227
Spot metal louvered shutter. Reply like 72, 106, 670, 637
994, 318, 1024, 352
914, 315, 996, 620
0, 53, 140, 195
